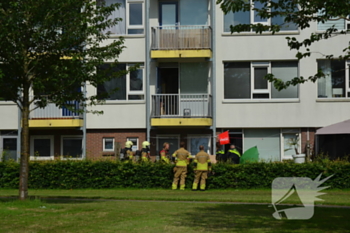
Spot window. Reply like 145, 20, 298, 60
317, 11, 348, 31
30, 136, 54, 160
97, 63, 144, 101
102, 0, 144, 35
103, 137, 115, 151
282, 129, 300, 160
1, 137, 17, 161
127, 137, 139, 151
224, 61, 298, 99
317, 60, 349, 98
61, 136, 83, 158
187, 135, 211, 155
224, 0, 298, 33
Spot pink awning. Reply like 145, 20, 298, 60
316, 119, 350, 135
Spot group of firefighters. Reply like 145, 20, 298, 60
120, 140, 241, 191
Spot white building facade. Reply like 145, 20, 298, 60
1, 0, 349, 161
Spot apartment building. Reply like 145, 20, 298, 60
1, 0, 349, 161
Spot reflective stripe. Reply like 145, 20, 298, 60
228, 149, 241, 157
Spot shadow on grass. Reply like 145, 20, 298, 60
170, 204, 350, 232
0, 197, 106, 204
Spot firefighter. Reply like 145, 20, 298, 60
124, 140, 134, 162
192, 145, 211, 191
226, 144, 241, 164
141, 141, 151, 162
172, 141, 191, 190
160, 142, 170, 164
216, 142, 225, 163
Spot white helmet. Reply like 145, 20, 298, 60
142, 141, 150, 149
125, 141, 133, 148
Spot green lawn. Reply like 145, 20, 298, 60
0, 198, 349, 233
1, 188, 350, 206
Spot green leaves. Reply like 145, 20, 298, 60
0, 160, 349, 189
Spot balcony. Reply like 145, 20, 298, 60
151, 26, 212, 59
29, 101, 83, 128
151, 94, 212, 126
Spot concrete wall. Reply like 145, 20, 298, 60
0, 103, 18, 130
214, 4, 350, 129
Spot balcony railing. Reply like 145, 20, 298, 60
30, 101, 82, 119
151, 94, 212, 118
151, 26, 212, 50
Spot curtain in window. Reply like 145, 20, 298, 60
180, 0, 208, 26
104, 0, 126, 34
271, 61, 298, 98
317, 10, 345, 31
317, 60, 345, 98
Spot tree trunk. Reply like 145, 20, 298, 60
19, 87, 30, 200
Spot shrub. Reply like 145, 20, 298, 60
0, 160, 349, 189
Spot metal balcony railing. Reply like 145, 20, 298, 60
151, 94, 212, 118
151, 26, 212, 50
30, 100, 82, 119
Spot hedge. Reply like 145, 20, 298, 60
0, 160, 349, 189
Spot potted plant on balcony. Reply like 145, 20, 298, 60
288, 134, 306, 163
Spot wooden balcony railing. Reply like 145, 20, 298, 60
151, 26, 212, 50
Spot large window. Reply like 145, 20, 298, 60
127, 137, 139, 151
317, 60, 349, 98
61, 136, 83, 158
224, 0, 298, 33
187, 135, 211, 155
317, 11, 349, 31
224, 61, 298, 99
97, 63, 144, 101
102, 0, 144, 35
30, 136, 54, 160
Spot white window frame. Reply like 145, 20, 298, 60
187, 134, 211, 155
30, 135, 54, 160
317, 60, 350, 99
251, 62, 271, 97
126, 0, 145, 35
127, 63, 145, 98
60, 135, 83, 160
127, 137, 139, 151
251, 0, 270, 25
223, 0, 299, 33
99, 63, 145, 101
224, 61, 299, 101
280, 129, 301, 161
103, 137, 115, 152
0, 135, 18, 162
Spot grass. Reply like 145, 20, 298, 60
0, 198, 349, 233
1, 188, 350, 206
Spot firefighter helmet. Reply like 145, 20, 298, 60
125, 140, 133, 148
142, 141, 150, 149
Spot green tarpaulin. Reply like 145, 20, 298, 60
240, 146, 259, 164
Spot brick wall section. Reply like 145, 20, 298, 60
30, 129, 82, 157
301, 128, 317, 156
86, 129, 146, 159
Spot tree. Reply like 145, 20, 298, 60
0, 0, 126, 200
217, 0, 350, 90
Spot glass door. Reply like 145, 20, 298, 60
159, 2, 178, 26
